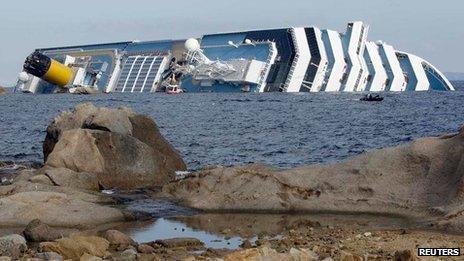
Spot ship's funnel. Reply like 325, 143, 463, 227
23, 51, 74, 87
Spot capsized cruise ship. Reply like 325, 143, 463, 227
15, 21, 455, 94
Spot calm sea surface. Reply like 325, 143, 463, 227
1, 82, 463, 170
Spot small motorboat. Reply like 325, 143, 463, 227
166, 85, 184, 94
164, 74, 184, 94
360, 93, 384, 102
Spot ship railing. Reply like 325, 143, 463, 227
257, 42, 277, 90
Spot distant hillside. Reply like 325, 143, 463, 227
445, 72, 464, 81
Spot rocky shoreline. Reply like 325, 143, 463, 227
0, 103, 463, 260
163, 125, 464, 234
1, 216, 464, 260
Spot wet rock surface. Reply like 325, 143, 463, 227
163, 125, 464, 233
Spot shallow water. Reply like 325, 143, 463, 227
1, 82, 463, 171
122, 218, 253, 250
119, 213, 420, 249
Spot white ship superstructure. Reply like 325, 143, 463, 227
364, 41, 388, 92
16, 21, 454, 94
302, 27, 329, 92
321, 30, 346, 92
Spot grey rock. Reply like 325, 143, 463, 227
0, 234, 27, 259
23, 219, 62, 242
35, 251, 63, 261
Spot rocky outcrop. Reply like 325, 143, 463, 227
163, 125, 464, 232
43, 103, 186, 189
0, 87, 7, 95
0, 191, 125, 228
0, 165, 126, 229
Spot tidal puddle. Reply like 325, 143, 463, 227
113, 189, 423, 250
124, 218, 255, 249
118, 212, 419, 250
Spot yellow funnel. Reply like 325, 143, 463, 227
43, 59, 74, 87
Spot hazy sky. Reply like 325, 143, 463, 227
0, 0, 462, 86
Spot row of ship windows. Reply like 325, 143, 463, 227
114, 56, 165, 92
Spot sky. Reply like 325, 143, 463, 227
0, 0, 463, 86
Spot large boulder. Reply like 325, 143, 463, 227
0, 191, 126, 227
163, 126, 464, 233
43, 103, 186, 189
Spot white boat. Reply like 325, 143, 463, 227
166, 85, 184, 94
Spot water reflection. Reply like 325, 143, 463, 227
122, 213, 419, 250
125, 218, 254, 250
